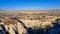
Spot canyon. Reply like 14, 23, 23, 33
0, 10, 60, 34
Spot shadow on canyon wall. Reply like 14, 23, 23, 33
14, 18, 60, 34
0, 18, 60, 34
24, 22, 60, 34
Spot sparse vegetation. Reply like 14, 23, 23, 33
55, 18, 60, 24
0, 10, 60, 34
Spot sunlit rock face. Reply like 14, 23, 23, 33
0, 17, 60, 34
0, 10, 60, 34
0, 23, 27, 34
0, 18, 28, 34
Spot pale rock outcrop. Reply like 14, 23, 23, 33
0, 17, 60, 34
17, 22, 27, 34
8, 24, 15, 34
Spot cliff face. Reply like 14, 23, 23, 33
0, 21, 27, 34
0, 17, 60, 34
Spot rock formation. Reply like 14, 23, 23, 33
0, 10, 60, 34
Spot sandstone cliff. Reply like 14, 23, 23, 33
0, 10, 60, 34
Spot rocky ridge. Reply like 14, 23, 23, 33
0, 10, 60, 34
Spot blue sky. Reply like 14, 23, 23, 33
0, 0, 60, 10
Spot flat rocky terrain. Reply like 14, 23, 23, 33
0, 10, 60, 34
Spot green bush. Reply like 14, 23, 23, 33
55, 18, 60, 24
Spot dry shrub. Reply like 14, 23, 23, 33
3, 19, 18, 25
